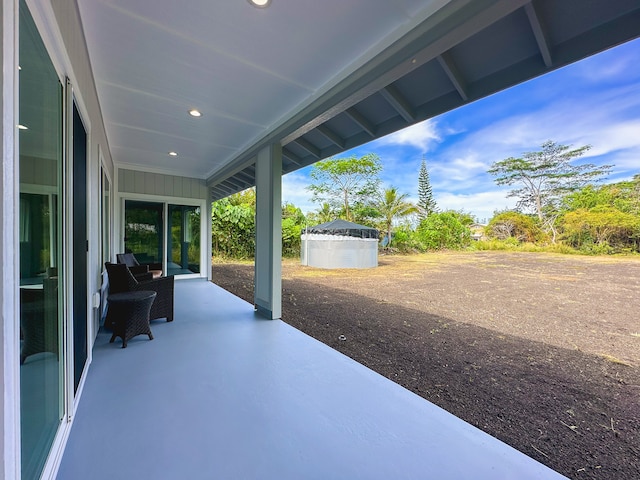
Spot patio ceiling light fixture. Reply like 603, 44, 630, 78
168, 151, 178, 157
188, 109, 202, 117
248, 0, 271, 8
18, 124, 28, 130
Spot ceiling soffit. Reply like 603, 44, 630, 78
209, 0, 640, 201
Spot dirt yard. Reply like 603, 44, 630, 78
212, 252, 640, 480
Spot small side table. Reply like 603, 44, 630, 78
106, 291, 156, 348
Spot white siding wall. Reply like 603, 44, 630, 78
117, 169, 208, 199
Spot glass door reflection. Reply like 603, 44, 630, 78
124, 200, 164, 264
19, 1, 64, 478
167, 205, 201, 276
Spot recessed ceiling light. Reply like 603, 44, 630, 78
248, 0, 271, 8
168, 151, 178, 156
188, 109, 202, 117
17, 124, 28, 130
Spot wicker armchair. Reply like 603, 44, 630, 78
105, 263, 174, 322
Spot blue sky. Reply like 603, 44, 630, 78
282, 37, 640, 223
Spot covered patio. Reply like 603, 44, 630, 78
57, 279, 564, 479
4, 1, 640, 479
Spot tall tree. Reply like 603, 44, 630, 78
307, 154, 382, 222
488, 140, 611, 241
306, 203, 334, 226
376, 187, 416, 248
417, 156, 436, 220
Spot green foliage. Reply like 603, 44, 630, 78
282, 203, 306, 257
488, 140, 606, 216
307, 154, 382, 222
211, 192, 308, 259
562, 177, 640, 215
416, 211, 472, 250
282, 218, 303, 257
211, 194, 256, 259
306, 203, 334, 225
376, 187, 417, 248
488, 140, 611, 241
388, 225, 426, 253
486, 211, 544, 243
470, 239, 579, 254
417, 157, 437, 220
229, 188, 256, 207
350, 202, 381, 226
562, 206, 640, 252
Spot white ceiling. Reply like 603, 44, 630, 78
76, 0, 640, 199
77, 0, 451, 179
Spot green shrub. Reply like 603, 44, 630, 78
417, 211, 471, 250
390, 226, 426, 253
486, 211, 544, 242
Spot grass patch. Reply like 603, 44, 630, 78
599, 353, 633, 367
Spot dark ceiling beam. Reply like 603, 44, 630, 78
282, 147, 303, 166
219, 181, 241, 194
235, 170, 254, 183
380, 85, 414, 123
276, 0, 529, 151
316, 124, 345, 149
211, 183, 236, 197
345, 108, 376, 137
292, 137, 321, 159
437, 51, 468, 101
525, 2, 552, 67
221, 176, 248, 190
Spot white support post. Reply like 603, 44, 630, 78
206, 188, 213, 281
254, 144, 282, 320
1, 0, 20, 477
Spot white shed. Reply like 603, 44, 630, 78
301, 219, 379, 269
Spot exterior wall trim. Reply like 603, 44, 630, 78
2, 0, 20, 477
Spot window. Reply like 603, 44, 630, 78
19, 1, 64, 478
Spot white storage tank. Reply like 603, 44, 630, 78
301, 219, 379, 269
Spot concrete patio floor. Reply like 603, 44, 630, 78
57, 278, 566, 479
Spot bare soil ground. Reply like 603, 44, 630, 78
212, 252, 640, 480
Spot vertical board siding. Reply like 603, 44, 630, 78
117, 169, 206, 200
20, 156, 57, 187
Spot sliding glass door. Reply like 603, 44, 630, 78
19, 2, 64, 478
124, 201, 203, 277
124, 200, 164, 264
72, 101, 88, 394
167, 205, 201, 276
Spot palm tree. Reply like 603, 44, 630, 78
377, 187, 417, 248
314, 203, 334, 224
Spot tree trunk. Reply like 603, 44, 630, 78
344, 190, 350, 221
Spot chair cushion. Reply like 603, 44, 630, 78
116, 253, 139, 267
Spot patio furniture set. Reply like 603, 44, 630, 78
104, 254, 174, 348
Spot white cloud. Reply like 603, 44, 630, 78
436, 190, 517, 223
281, 171, 315, 214
375, 119, 441, 152
570, 42, 640, 84
433, 84, 640, 187
430, 152, 489, 186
